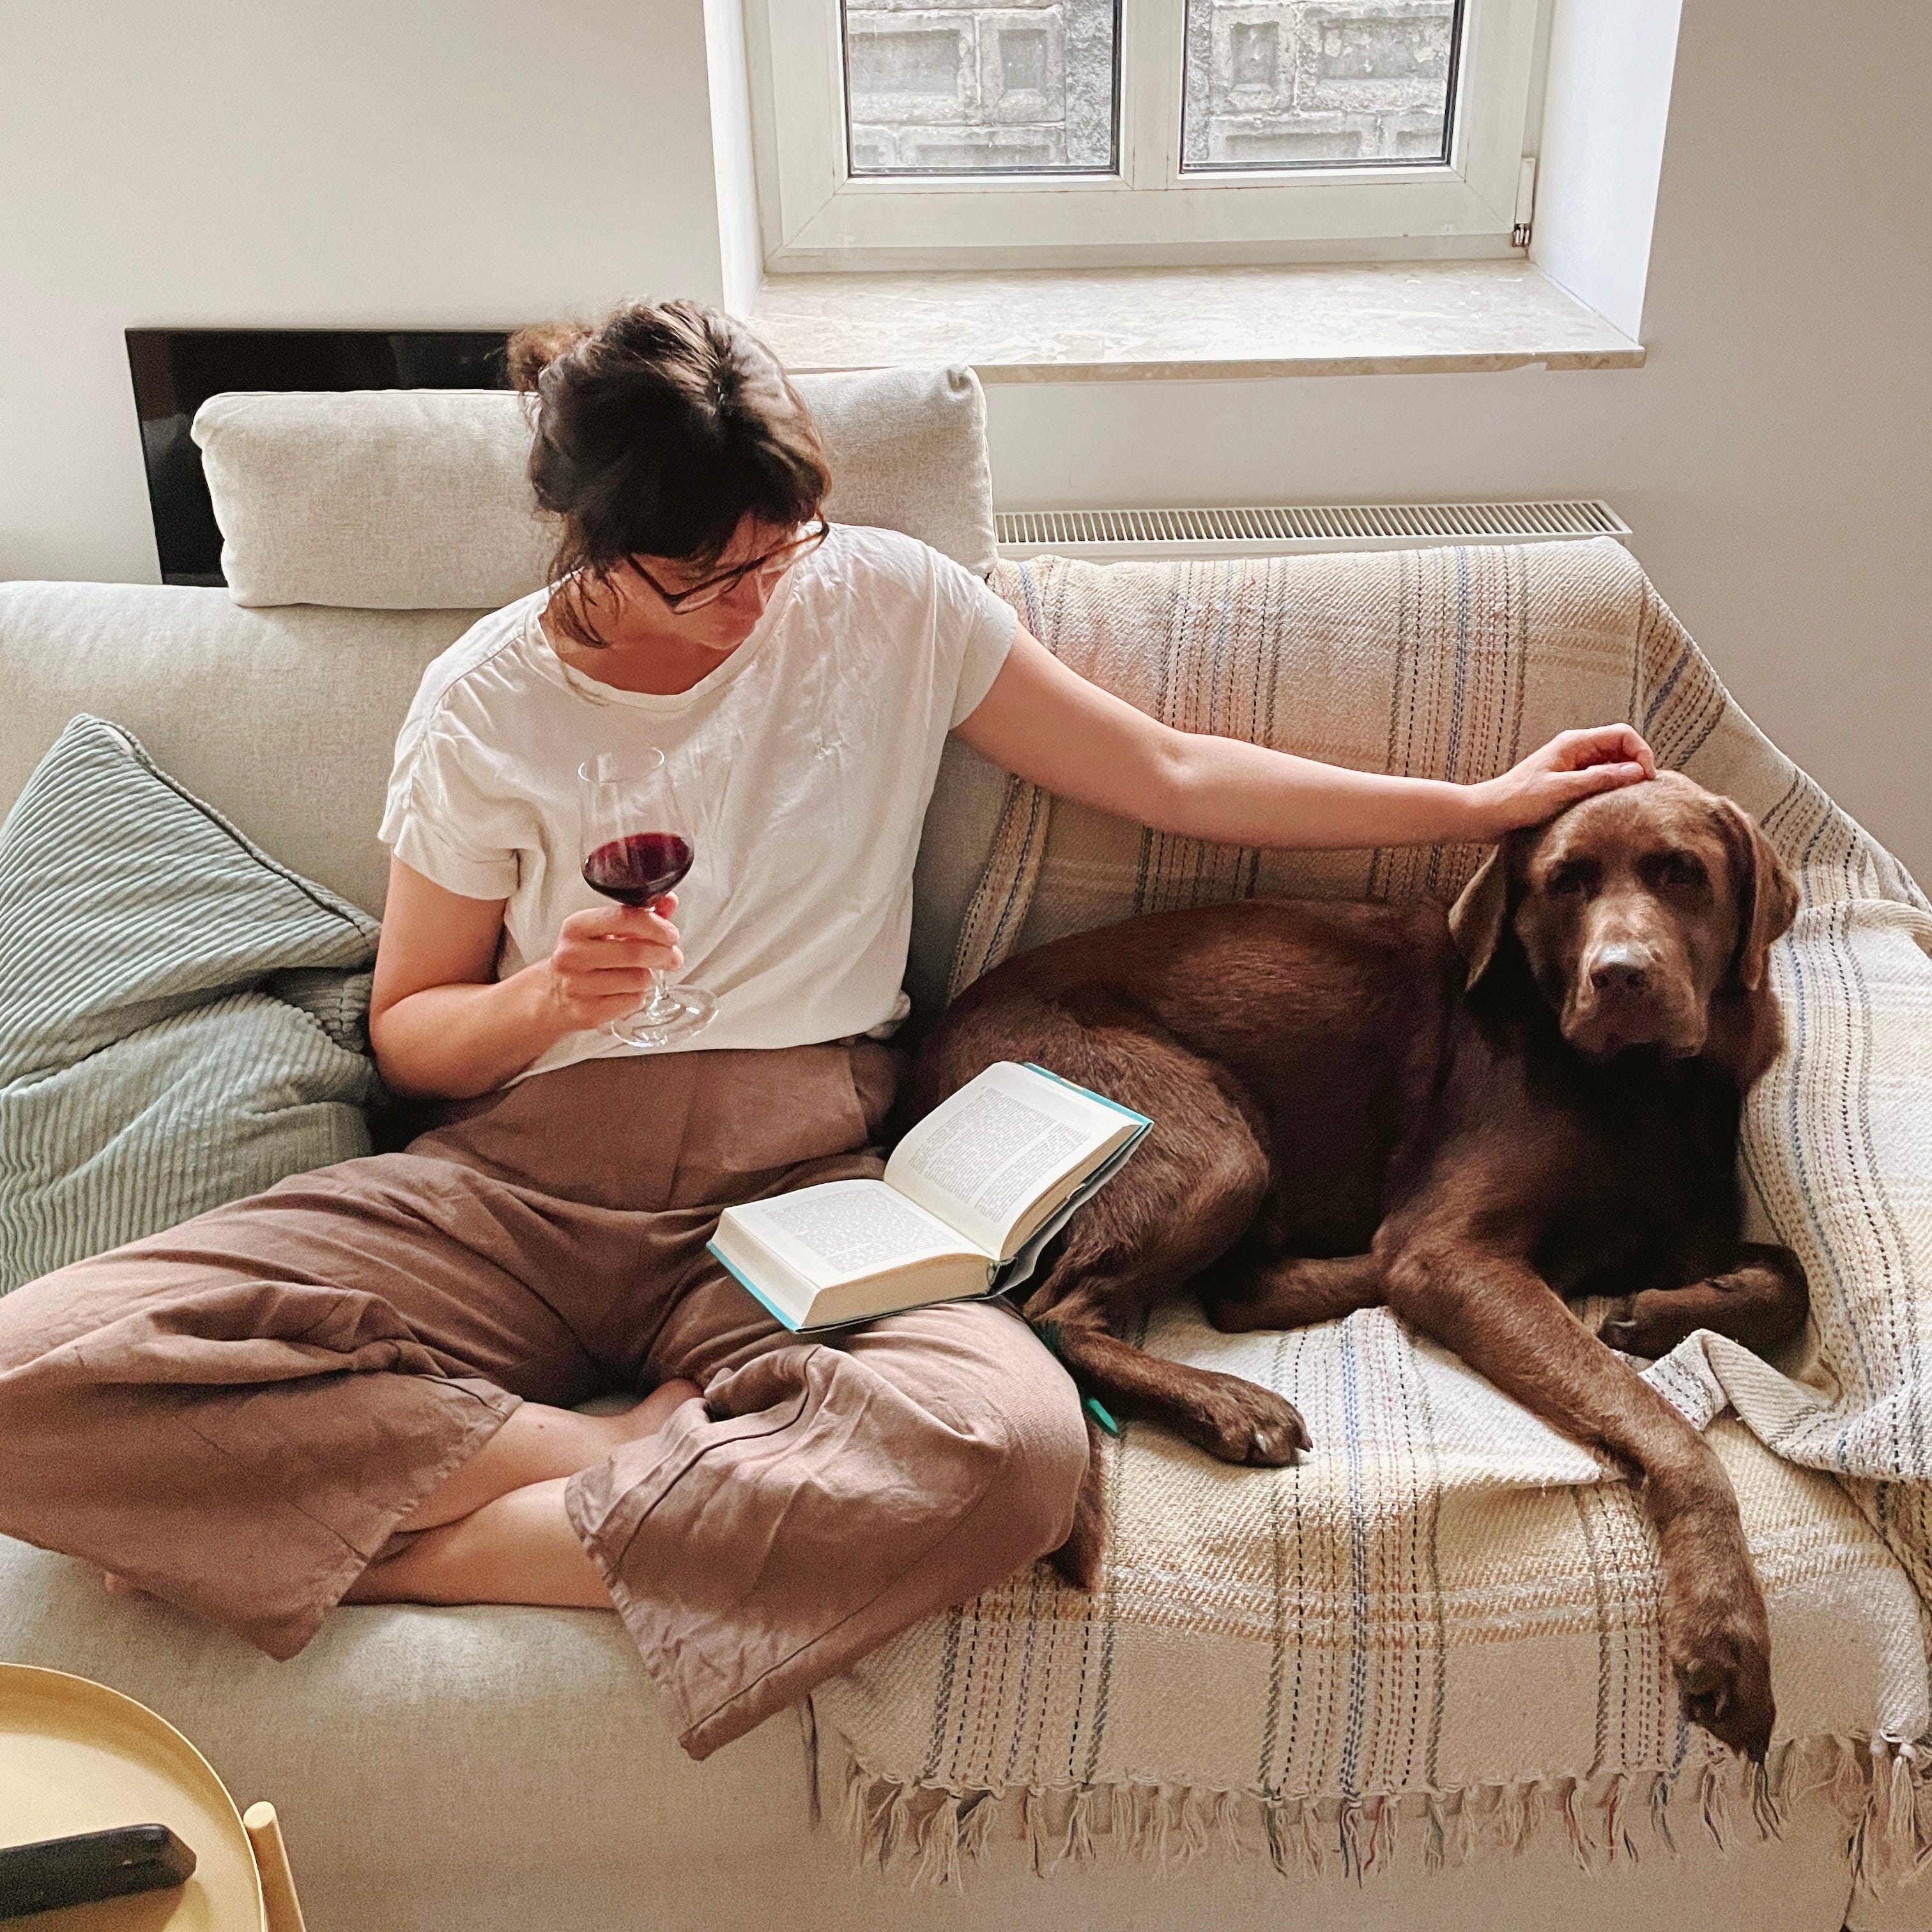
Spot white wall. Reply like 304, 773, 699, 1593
4, 0, 1926, 875
0, 0, 728, 585
705, 0, 763, 318
983, 0, 1932, 875
1532, 0, 1682, 338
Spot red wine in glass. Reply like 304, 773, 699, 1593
583, 832, 694, 907
577, 751, 717, 1047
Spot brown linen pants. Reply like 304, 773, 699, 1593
0, 1042, 1087, 1758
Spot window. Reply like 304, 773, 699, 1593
844, 4, 1121, 176
746, 0, 1543, 271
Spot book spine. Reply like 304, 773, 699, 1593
705, 1241, 806, 1333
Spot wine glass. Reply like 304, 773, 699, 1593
578, 751, 717, 1048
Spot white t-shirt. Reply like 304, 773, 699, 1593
379, 523, 1016, 1082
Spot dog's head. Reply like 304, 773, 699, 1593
1448, 770, 1797, 1068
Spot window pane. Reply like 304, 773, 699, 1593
1181, 0, 1461, 171
843, 1, 1121, 176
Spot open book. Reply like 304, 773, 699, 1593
707, 1061, 1151, 1332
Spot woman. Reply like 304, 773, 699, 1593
0, 300, 1654, 1760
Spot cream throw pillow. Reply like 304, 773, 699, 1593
194, 367, 998, 610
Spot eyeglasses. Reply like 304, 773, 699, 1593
631, 519, 829, 614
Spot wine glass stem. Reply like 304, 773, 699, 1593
642, 966, 673, 1019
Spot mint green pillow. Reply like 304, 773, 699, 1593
0, 716, 381, 1292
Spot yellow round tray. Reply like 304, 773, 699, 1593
0, 1663, 264, 1930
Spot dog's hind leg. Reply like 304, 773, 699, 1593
1013, 1011, 1311, 1459
929, 989, 1305, 1586
1043, 1273, 1312, 1591
1598, 1243, 1809, 1360
1200, 1252, 1385, 1333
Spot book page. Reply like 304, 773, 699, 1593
885, 1063, 1128, 1260
742, 1180, 980, 1288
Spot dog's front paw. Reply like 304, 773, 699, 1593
1185, 1373, 1310, 1466
1671, 1617, 1775, 1762
1660, 1536, 1775, 1761
1597, 1295, 1678, 1359
1597, 1296, 1650, 1355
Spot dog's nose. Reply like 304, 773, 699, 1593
1589, 943, 1650, 993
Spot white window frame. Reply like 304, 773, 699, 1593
746, 0, 1545, 272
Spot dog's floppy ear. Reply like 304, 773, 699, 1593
1710, 796, 1799, 991
1448, 840, 1517, 988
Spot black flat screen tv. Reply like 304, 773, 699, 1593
126, 328, 512, 585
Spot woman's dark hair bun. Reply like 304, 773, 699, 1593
505, 321, 595, 394
509, 298, 831, 650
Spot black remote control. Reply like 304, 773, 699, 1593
0, 1823, 197, 1919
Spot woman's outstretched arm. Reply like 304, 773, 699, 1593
954, 625, 1656, 850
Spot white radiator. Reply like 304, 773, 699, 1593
994, 500, 1630, 562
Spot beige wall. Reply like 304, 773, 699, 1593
4, 0, 1926, 873
0, 0, 728, 585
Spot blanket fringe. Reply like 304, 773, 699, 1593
832, 1729, 1932, 1890
1556, 1776, 1589, 1871
1699, 1759, 1731, 1853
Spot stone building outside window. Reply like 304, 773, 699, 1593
842, 1, 1459, 177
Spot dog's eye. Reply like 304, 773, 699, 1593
1545, 866, 1590, 896
1655, 852, 1708, 889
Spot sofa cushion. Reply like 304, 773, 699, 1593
197, 390, 551, 614
0, 584, 475, 919
193, 366, 998, 610
0, 1533, 1868, 1932
0, 717, 379, 1293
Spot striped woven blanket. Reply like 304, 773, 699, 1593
815, 539, 1932, 1887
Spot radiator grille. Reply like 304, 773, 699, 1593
995, 500, 1630, 559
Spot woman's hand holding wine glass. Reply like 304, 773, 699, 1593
539, 894, 685, 1034
577, 750, 718, 1047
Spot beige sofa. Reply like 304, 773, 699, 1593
2, 372, 1928, 1932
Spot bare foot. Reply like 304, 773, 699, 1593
396, 1379, 707, 1535
346, 1476, 611, 1609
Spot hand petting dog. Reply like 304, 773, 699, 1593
1470, 723, 1657, 835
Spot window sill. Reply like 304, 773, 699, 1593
749, 259, 1643, 383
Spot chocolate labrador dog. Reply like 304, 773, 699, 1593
913, 771, 1805, 1760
